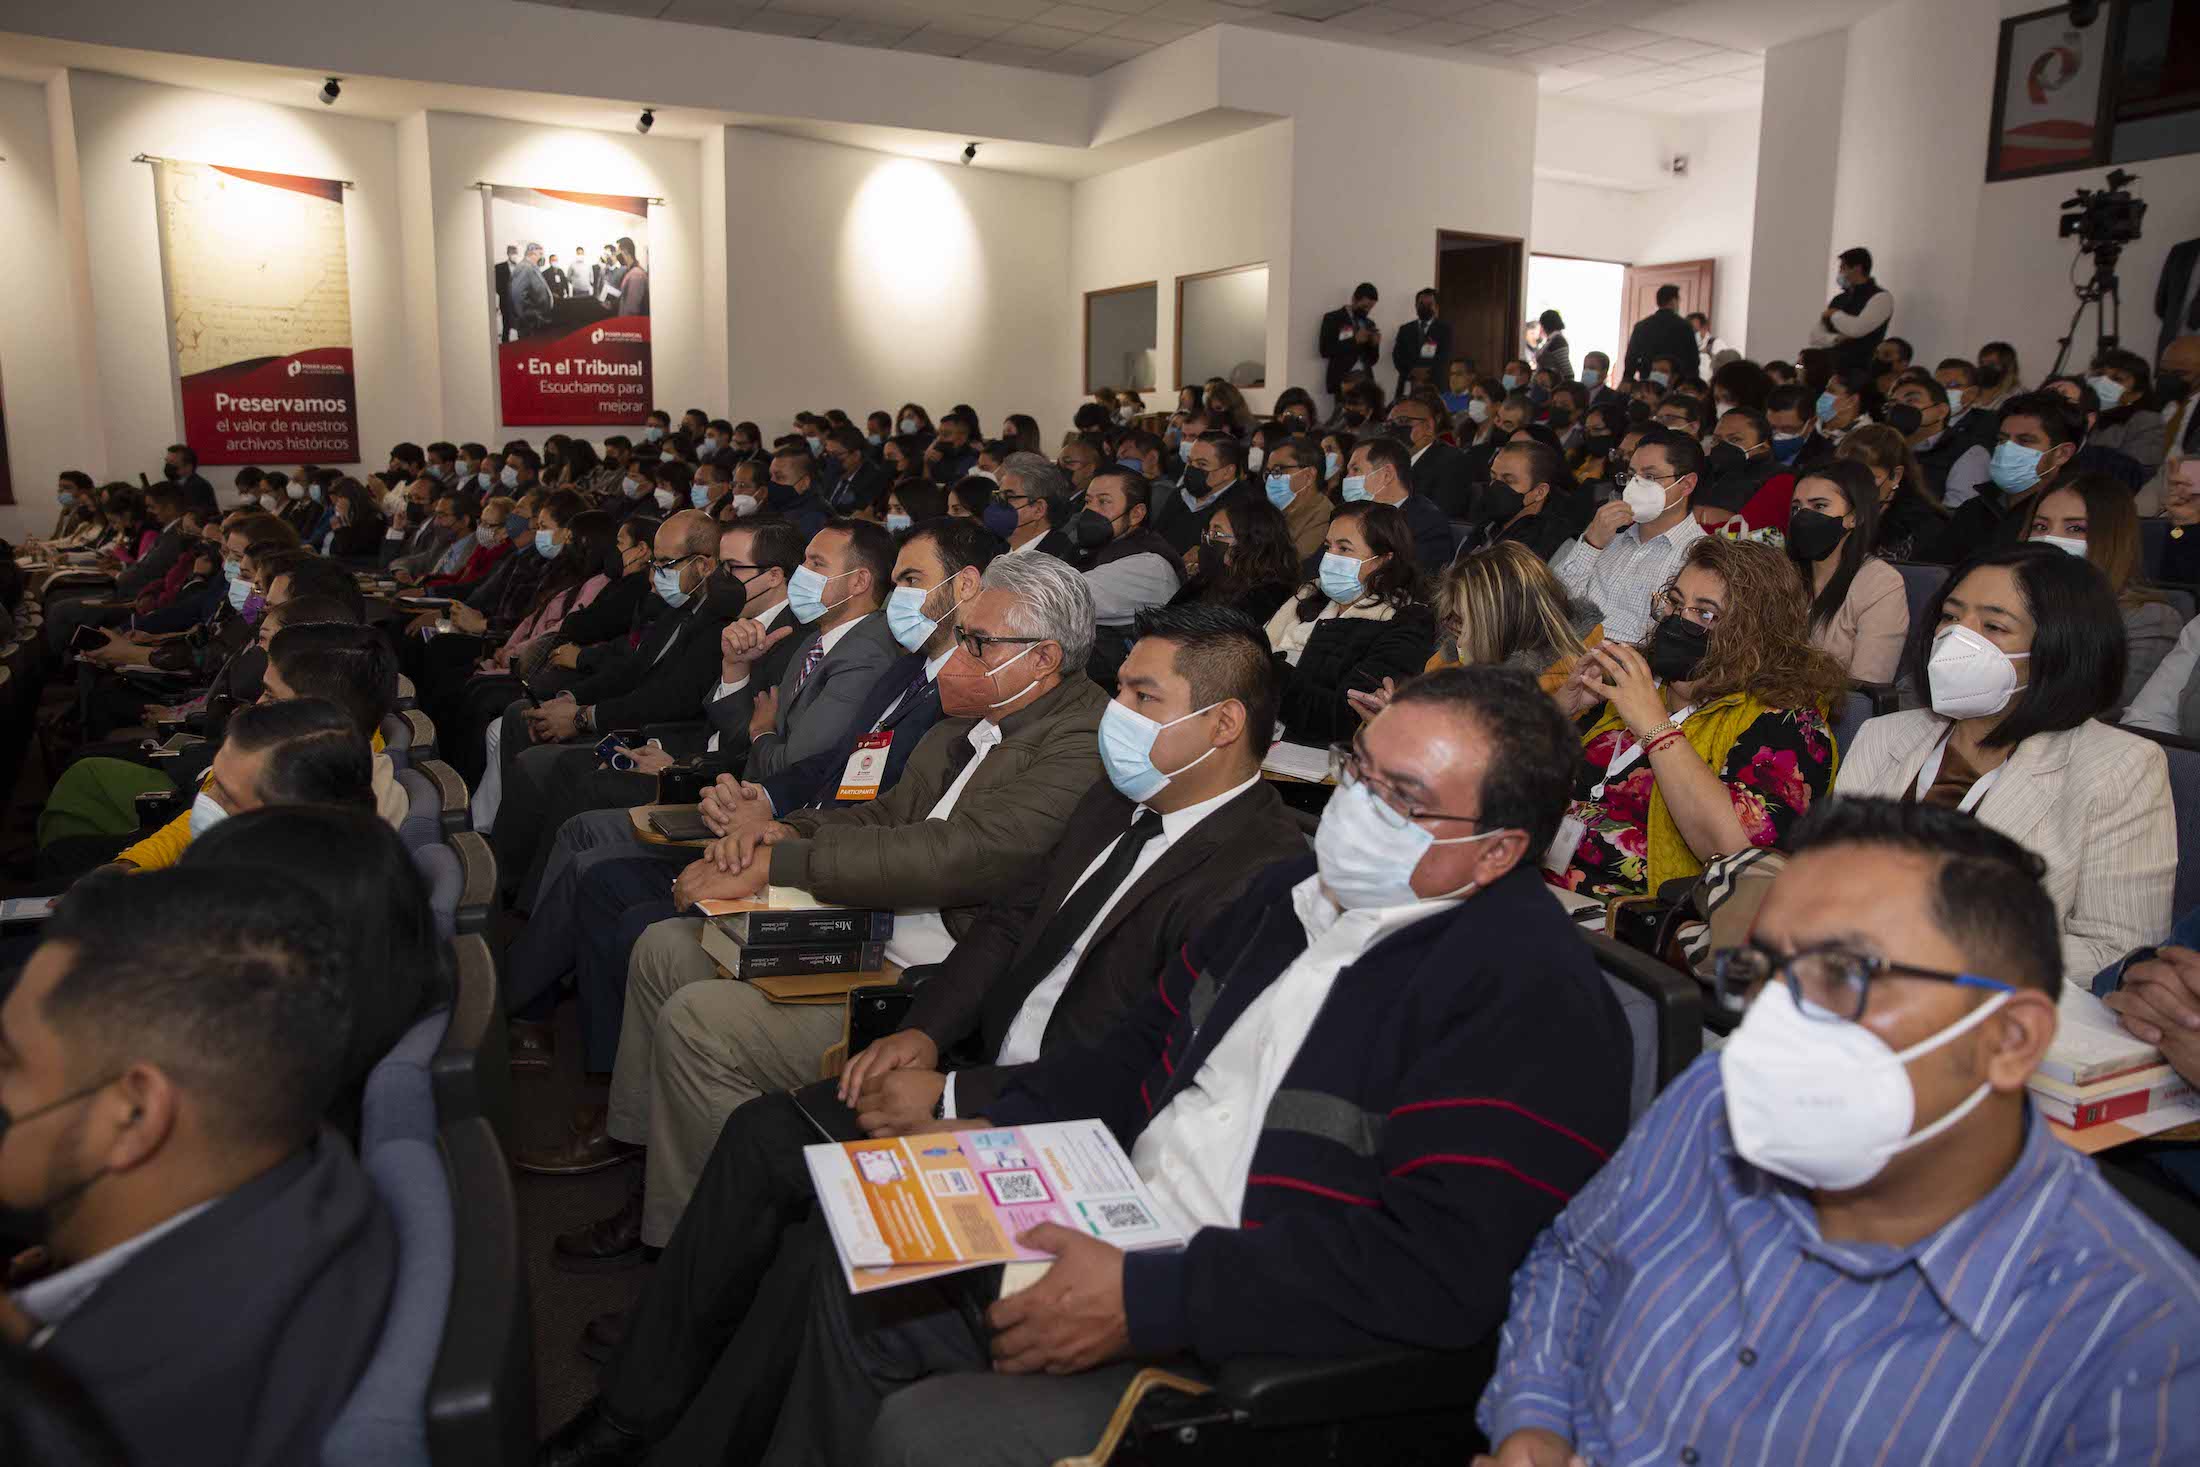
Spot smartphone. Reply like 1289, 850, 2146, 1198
593, 733, 637, 772
69, 624, 108, 654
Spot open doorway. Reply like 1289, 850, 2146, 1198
1433, 231, 1522, 387
1527, 254, 1625, 379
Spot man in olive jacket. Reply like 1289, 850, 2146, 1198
536, 553, 1109, 1267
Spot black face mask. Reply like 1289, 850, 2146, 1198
1070, 509, 1119, 550
1546, 407, 1575, 431
1180, 466, 1209, 495
1382, 420, 1415, 444
1785, 507, 1848, 563
2155, 371, 2189, 404
0, 1078, 119, 1245
1882, 403, 1923, 437
1477, 481, 1524, 524
1646, 614, 1710, 684
982, 501, 1020, 539
1705, 441, 1749, 479
1976, 363, 2005, 389
1583, 433, 1616, 460
1487, 426, 1516, 452
1342, 410, 1368, 428
1416, 305, 1435, 322
704, 568, 750, 620
1626, 399, 1653, 424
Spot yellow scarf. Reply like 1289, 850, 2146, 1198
1582, 689, 1835, 892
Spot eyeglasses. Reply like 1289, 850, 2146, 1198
1653, 588, 1721, 627
953, 626, 1047, 662
645, 553, 705, 573
1326, 741, 1484, 828
1201, 532, 1237, 549
1709, 940, 2013, 1022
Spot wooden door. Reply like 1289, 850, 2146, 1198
1621, 259, 1716, 334
1435, 234, 1521, 386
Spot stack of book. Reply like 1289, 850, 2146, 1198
2030, 989, 2194, 1131
693, 888, 895, 1001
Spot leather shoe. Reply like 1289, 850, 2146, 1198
509, 1019, 554, 1070
577, 1308, 629, 1365
535, 1398, 646, 1467
514, 1119, 640, 1177
553, 1179, 651, 1273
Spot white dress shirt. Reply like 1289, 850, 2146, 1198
14, 1197, 217, 1346
705, 599, 791, 754
1553, 511, 1706, 644
883, 719, 1004, 970
1132, 873, 1461, 1232
941, 772, 1261, 1118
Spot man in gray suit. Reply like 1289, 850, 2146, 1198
506, 241, 554, 336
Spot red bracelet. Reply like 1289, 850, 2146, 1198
1644, 729, 1686, 757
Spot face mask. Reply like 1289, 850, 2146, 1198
653, 564, 690, 608
1649, 370, 1672, 388
1246, 445, 1265, 474
899, 416, 919, 435
309, 485, 325, 504
939, 641, 1041, 716
240, 591, 266, 624
645, 425, 666, 443
1342, 410, 1367, 429
2082, 374, 2125, 411
1499, 373, 1519, 392
1528, 385, 1551, 407
1461, 397, 1492, 429
701, 436, 721, 458
805, 435, 824, 456
1879, 403, 1922, 439
227, 575, 253, 611
1416, 305, 1435, 323
885, 512, 913, 534
1646, 614, 1710, 683
1180, 466, 1209, 497
1318, 551, 1366, 604
1582, 368, 1602, 388
1340, 473, 1373, 504
622, 475, 643, 499
1116, 456, 1144, 475
1926, 623, 2029, 719
1477, 481, 1524, 524
500, 465, 520, 490
57, 490, 76, 508
1117, 406, 1136, 424
1547, 407, 1574, 430
979, 501, 1019, 539
687, 484, 712, 509
1097, 699, 1219, 803
1942, 386, 1969, 417
1785, 506, 1848, 562
1622, 475, 1670, 522
260, 494, 279, 511
658, 451, 678, 465
1977, 362, 2005, 389
1816, 392, 1842, 424
728, 493, 758, 518
2035, 533, 2087, 558
1988, 440, 2048, 493
787, 563, 850, 624
1770, 432, 1808, 465
282, 484, 306, 502
190, 790, 228, 839
1324, 451, 1342, 478
886, 579, 962, 651
1722, 980, 2010, 1191
1315, 780, 1500, 909
1705, 441, 1747, 479
1265, 473, 1296, 509
653, 487, 678, 511
534, 528, 559, 556
477, 524, 502, 548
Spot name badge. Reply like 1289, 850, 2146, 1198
1542, 812, 1587, 875
835, 732, 894, 801
385, 526, 405, 541
1419, 340, 1437, 359
1337, 327, 1354, 342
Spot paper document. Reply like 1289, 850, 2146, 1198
805, 1120, 1186, 1293
1261, 742, 1332, 783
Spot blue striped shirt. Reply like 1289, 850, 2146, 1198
1477, 1055, 2200, 1466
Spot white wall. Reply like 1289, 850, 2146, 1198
1628, 111, 1759, 353
419, 111, 709, 444
722, 128, 1077, 438
0, 76, 91, 541
1747, 27, 1849, 361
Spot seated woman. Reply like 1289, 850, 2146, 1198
479, 509, 618, 674
1474, 436, 1589, 561
1786, 459, 1909, 683
2024, 473, 2181, 713
1319, 430, 1357, 503
883, 479, 947, 533
1549, 536, 1846, 904
945, 475, 994, 522
1837, 422, 1948, 563
1263, 501, 1435, 746
1425, 540, 1602, 690
1837, 543, 2173, 976
1172, 487, 1300, 625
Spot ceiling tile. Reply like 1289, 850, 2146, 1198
739, 9, 836, 34
1454, 0, 1540, 25
1032, 1, 1124, 29
1515, 41, 1598, 65
1144, 0, 1250, 21
817, 17, 920, 43
1562, 0, 1682, 23
1028, 49, 1113, 71
1534, 67, 1598, 92
1725, 61, 1766, 81
571, 0, 674, 15
997, 19, 1090, 45
926, 12, 1015, 33
1629, 35, 1718, 62
955, 0, 1056, 21
659, 0, 757, 24
1107, 13, 1198, 40
1510, 14, 1600, 42
1074, 0, 1161, 13
897, 26, 986, 53
1398, 17, 1489, 44
1064, 30, 1154, 57
1626, 62, 1693, 85
1387, 0, 1474, 16
1569, 24, 1666, 51
963, 37, 1060, 62
1699, 47, 1765, 75
1326, 4, 1420, 32
1468, 31, 1539, 53
1565, 49, 1649, 76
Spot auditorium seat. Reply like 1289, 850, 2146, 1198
412, 844, 463, 937
323, 1136, 454, 1467
394, 673, 418, 711
434, 934, 512, 1150
381, 712, 414, 772
428, 1115, 534, 1467
397, 769, 444, 852
448, 831, 496, 937
416, 758, 472, 835
1893, 561, 1946, 636
362, 1007, 454, 1151
403, 708, 439, 764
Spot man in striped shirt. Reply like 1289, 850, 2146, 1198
1477, 796, 2200, 1467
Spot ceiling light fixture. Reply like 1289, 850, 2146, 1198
318, 77, 342, 106
636, 107, 656, 135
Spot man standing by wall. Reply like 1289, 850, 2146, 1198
1810, 246, 1893, 377
1623, 284, 1699, 386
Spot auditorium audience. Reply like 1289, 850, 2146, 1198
2023, 474, 2180, 710
1471, 436, 1589, 561
1257, 431, 1335, 558
1786, 459, 1909, 682
1264, 501, 1435, 745
1838, 420, 1948, 562
1341, 434, 1454, 572
1551, 536, 1845, 903
1553, 426, 1708, 644
1168, 488, 1300, 626
1413, 540, 1600, 696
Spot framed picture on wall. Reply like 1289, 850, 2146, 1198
1987, 4, 2115, 180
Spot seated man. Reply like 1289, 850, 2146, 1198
0, 870, 393, 1467
1347, 435, 1456, 573
542, 663, 1632, 1467
516, 554, 1108, 1272
1474, 797, 2200, 1467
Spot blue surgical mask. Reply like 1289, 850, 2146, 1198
501, 465, 520, 489
1500, 373, 1519, 391
868, 433, 884, 447
2086, 374, 2125, 410
786, 563, 846, 623
645, 425, 666, 443
308, 484, 324, 504
1649, 370, 1672, 388
885, 512, 913, 534
1582, 368, 1602, 388
1116, 456, 1143, 474
1324, 451, 1342, 479
1815, 392, 1839, 424
1989, 440, 2048, 493
226, 575, 253, 611
533, 528, 558, 556
805, 435, 824, 456
622, 475, 643, 498
1770, 432, 1807, 465
1319, 551, 1366, 604
691, 484, 713, 508
653, 564, 690, 607
1266, 473, 1296, 509
1097, 698, 1219, 803
58, 490, 76, 508
1340, 474, 1372, 503
885, 578, 962, 651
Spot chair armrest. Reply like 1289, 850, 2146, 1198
417, 758, 471, 835
448, 831, 497, 935
1209, 1344, 1497, 1430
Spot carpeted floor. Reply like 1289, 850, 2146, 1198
513, 996, 654, 1440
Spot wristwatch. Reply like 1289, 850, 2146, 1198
931, 1085, 948, 1122
577, 705, 597, 735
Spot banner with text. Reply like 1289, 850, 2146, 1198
152, 162, 360, 465
485, 187, 652, 426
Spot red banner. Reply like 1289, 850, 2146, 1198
184, 347, 361, 464
497, 316, 653, 426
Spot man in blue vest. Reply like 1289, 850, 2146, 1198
1811, 246, 1895, 377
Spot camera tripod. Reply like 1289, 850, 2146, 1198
2047, 245, 2123, 380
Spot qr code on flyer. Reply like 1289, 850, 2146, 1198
1078, 1197, 1160, 1238
983, 1169, 1052, 1206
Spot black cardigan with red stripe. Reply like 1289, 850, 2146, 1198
985, 854, 1633, 1365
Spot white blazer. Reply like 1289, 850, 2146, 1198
1833, 709, 2175, 980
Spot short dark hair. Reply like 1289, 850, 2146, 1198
42, 868, 354, 1146
167, 444, 198, 468
389, 442, 425, 469
1390, 664, 1580, 853
1539, 308, 1565, 332
1201, 435, 1248, 476
1655, 284, 1681, 308
1720, 406, 1773, 446
1839, 246, 1873, 274
263, 595, 363, 634
268, 623, 398, 739
1357, 434, 1412, 487
271, 558, 366, 619
1788, 796, 2060, 998
1900, 543, 2125, 750
1997, 389, 2086, 447
825, 517, 897, 599
1638, 424, 1705, 486
1880, 336, 1913, 364
1129, 603, 1280, 758
1352, 281, 1378, 301
909, 515, 999, 577
223, 698, 376, 809
737, 515, 806, 576
1094, 467, 1154, 517
1766, 383, 1813, 420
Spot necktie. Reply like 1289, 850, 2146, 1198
796, 640, 826, 689
1002, 811, 1166, 999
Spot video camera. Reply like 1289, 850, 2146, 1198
2059, 169, 2147, 256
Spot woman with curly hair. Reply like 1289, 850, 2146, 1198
1549, 536, 1848, 903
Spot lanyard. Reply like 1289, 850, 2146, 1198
1913, 729, 2004, 814
1590, 703, 1695, 802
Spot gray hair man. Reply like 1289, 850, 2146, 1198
994, 451, 1066, 555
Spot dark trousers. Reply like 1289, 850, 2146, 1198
582, 895, 679, 1074
500, 808, 685, 1040
489, 715, 653, 908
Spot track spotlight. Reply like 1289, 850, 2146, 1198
636, 107, 655, 135
318, 77, 342, 106
961, 142, 978, 165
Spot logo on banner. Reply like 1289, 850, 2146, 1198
591, 327, 645, 345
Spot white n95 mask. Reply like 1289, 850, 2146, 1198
1925, 624, 2028, 720
1721, 980, 2009, 1191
